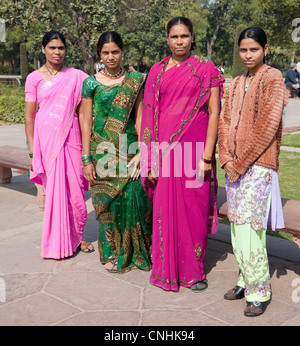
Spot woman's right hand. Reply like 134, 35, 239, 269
83, 163, 96, 185
30, 157, 33, 172
224, 161, 240, 182
147, 169, 158, 185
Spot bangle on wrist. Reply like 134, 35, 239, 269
201, 156, 212, 164
82, 162, 93, 167
81, 154, 92, 165
29, 153, 33, 158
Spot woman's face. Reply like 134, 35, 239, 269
239, 38, 268, 72
100, 42, 124, 71
167, 24, 193, 59
42, 39, 65, 66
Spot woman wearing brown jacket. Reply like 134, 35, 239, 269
218, 27, 289, 317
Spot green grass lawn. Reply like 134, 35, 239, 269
216, 149, 300, 242
216, 150, 300, 200
281, 133, 300, 148
278, 150, 300, 200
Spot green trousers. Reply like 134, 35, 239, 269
226, 165, 274, 302
231, 221, 272, 302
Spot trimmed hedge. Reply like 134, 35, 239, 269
0, 83, 25, 124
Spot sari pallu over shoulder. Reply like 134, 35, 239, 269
25, 67, 89, 259
140, 55, 225, 199
91, 72, 146, 147
31, 68, 88, 184
89, 72, 146, 212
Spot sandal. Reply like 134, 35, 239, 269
244, 300, 269, 317
224, 286, 245, 300
78, 240, 94, 253
190, 279, 208, 293
104, 258, 118, 273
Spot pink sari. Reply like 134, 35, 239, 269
141, 55, 224, 290
25, 68, 89, 259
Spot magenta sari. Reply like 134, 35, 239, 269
141, 55, 224, 290
25, 68, 89, 259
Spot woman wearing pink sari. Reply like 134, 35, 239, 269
25, 30, 94, 259
141, 17, 225, 291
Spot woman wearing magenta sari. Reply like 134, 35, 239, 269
25, 30, 94, 259
141, 17, 225, 292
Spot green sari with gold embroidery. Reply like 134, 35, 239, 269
82, 71, 152, 272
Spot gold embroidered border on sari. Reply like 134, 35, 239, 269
90, 72, 146, 210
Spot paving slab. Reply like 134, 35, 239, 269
0, 101, 300, 327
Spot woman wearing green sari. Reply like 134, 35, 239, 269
80, 31, 152, 273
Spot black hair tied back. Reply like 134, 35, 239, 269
42, 30, 67, 48
166, 16, 196, 51
97, 31, 124, 57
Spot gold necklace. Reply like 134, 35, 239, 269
170, 53, 191, 67
45, 64, 62, 76
101, 68, 124, 79
171, 57, 181, 67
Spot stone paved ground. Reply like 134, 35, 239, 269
0, 96, 299, 327
0, 173, 299, 326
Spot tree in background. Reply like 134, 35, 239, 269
0, 25, 25, 74
0, 0, 298, 76
20, 42, 28, 82
232, 24, 247, 78
115, 0, 171, 71
252, 0, 300, 71
0, 0, 172, 74
0, 0, 122, 74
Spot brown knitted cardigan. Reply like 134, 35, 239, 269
218, 64, 289, 175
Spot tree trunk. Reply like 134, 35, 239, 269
77, 34, 94, 74
82, 50, 94, 75
20, 43, 28, 83
63, 25, 95, 74
206, 43, 212, 61
232, 24, 247, 78
206, 23, 220, 61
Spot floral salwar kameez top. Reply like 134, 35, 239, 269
218, 64, 289, 301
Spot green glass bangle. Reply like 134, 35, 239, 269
82, 156, 92, 160
29, 153, 33, 158
81, 155, 92, 163
82, 160, 92, 165
82, 161, 93, 166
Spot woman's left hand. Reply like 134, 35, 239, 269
198, 158, 211, 181
127, 154, 141, 180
